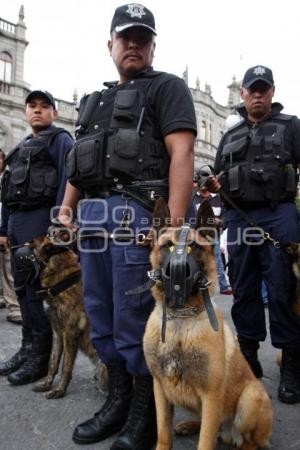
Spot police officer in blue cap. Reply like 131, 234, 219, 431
0, 90, 73, 385
59, 3, 197, 449
210, 65, 300, 405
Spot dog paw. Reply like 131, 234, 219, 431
46, 388, 66, 399
32, 381, 52, 392
174, 420, 200, 436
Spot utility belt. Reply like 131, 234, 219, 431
84, 179, 169, 211
9, 201, 52, 213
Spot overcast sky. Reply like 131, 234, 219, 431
2, 0, 300, 115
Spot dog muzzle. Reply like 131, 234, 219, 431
14, 242, 70, 286
14, 245, 41, 284
161, 225, 207, 309
126, 224, 218, 342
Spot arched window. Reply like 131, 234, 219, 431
0, 52, 12, 83
200, 120, 206, 141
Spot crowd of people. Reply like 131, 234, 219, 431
0, 3, 299, 449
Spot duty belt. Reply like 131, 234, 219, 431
85, 179, 169, 211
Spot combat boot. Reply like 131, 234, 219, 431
238, 336, 263, 378
110, 374, 157, 450
278, 347, 300, 404
72, 365, 133, 445
7, 334, 52, 385
0, 329, 32, 376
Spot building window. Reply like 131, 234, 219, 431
0, 52, 12, 83
207, 124, 212, 143
200, 120, 207, 141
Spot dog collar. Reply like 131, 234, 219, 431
165, 305, 205, 321
35, 270, 81, 299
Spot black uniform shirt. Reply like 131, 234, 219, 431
81, 67, 197, 139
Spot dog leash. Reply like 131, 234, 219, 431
48, 225, 152, 246
199, 164, 281, 248
219, 189, 281, 248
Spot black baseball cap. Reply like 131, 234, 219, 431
242, 65, 274, 89
110, 3, 156, 35
25, 90, 56, 110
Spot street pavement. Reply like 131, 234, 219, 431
1, 295, 300, 450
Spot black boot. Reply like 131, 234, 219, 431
110, 375, 157, 450
72, 365, 133, 445
0, 329, 32, 376
7, 334, 51, 385
278, 348, 300, 404
238, 337, 263, 378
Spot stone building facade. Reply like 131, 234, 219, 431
0, 7, 77, 153
0, 7, 240, 172
191, 75, 240, 169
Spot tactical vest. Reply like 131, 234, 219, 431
2, 127, 67, 210
219, 114, 297, 205
66, 73, 170, 191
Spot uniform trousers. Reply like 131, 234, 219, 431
226, 202, 300, 348
78, 195, 154, 375
8, 208, 52, 337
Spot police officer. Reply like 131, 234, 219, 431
59, 3, 196, 449
0, 90, 73, 385
209, 65, 300, 404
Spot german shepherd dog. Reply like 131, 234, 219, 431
143, 200, 273, 450
28, 236, 99, 399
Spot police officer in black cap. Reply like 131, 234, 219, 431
0, 90, 73, 385
59, 3, 196, 449
209, 65, 300, 404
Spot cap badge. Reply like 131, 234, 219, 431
253, 66, 266, 76
126, 3, 146, 19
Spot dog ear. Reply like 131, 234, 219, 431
152, 197, 171, 232
195, 200, 216, 242
142, 198, 171, 247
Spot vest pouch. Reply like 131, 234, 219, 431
107, 129, 140, 178
28, 166, 58, 199
11, 165, 28, 185
2, 164, 29, 205
222, 136, 248, 165
285, 164, 296, 193
29, 168, 45, 196
74, 130, 105, 186
250, 135, 264, 160
44, 168, 58, 198
110, 90, 140, 127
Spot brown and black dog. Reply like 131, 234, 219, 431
143, 200, 273, 450
29, 236, 100, 399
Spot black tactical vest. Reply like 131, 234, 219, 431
2, 127, 66, 210
66, 73, 170, 191
219, 114, 297, 205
